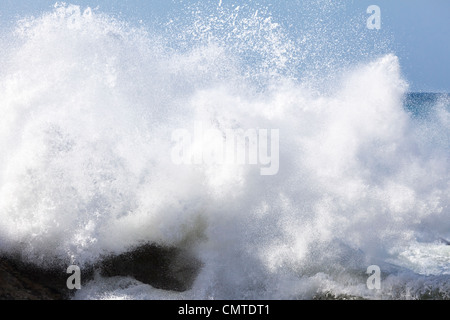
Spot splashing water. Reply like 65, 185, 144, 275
0, 3, 449, 300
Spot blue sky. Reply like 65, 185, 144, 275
0, 0, 448, 92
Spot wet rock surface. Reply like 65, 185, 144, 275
0, 257, 69, 300
100, 244, 201, 292
0, 244, 201, 300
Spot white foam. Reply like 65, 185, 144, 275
0, 3, 448, 299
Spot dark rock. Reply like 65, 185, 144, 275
0, 244, 201, 300
0, 257, 70, 300
100, 244, 202, 292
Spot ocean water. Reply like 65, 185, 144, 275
0, 3, 449, 300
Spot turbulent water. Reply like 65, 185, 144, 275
0, 3, 449, 300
